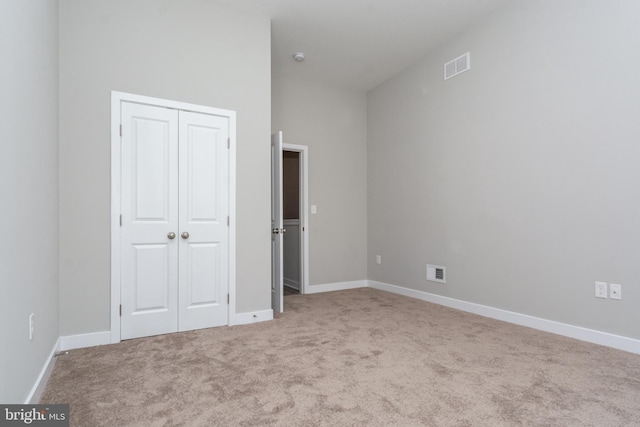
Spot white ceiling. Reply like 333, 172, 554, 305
213, 0, 511, 92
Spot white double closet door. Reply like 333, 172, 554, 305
120, 102, 229, 340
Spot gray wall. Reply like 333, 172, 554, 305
59, 0, 271, 335
368, 0, 640, 339
272, 76, 368, 286
0, 0, 59, 403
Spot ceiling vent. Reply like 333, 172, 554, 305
444, 52, 470, 80
426, 264, 446, 284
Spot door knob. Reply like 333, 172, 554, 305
181, 232, 190, 239
282, 228, 286, 234
272, 228, 280, 234
167, 232, 176, 240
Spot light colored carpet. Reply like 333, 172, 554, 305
42, 288, 640, 426
283, 286, 300, 296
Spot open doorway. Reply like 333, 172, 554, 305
282, 144, 308, 297
283, 151, 301, 295
271, 134, 308, 312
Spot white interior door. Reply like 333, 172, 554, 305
178, 111, 229, 331
120, 102, 229, 340
271, 131, 284, 313
121, 102, 179, 339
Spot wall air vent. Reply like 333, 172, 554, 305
427, 264, 446, 284
444, 52, 470, 80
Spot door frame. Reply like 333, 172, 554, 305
282, 143, 309, 295
271, 132, 283, 313
110, 91, 236, 344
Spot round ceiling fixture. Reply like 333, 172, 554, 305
293, 52, 305, 62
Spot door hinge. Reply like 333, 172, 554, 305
227, 216, 230, 226
227, 294, 230, 304
119, 304, 122, 316
227, 138, 230, 149
302, 226, 305, 232
119, 214, 122, 226
119, 124, 122, 137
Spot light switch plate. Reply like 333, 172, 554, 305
595, 281, 608, 299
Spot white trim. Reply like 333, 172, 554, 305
368, 281, 640, 355
110, 92, 121, 344
232, 309, 274, 326
228, 109, 237, 328
110, 91, 236, 343
282, 143, 309, 295
59, 331, 112, 352
305, 280, 368, 294
284, 278, 301, 290
25, 338, 61, 404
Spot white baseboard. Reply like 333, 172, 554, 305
284, 278, 301, 290
305, 280, 368, 294
368, 280, 640, 355
25, 337, 60, 404
232, 309, 274, 326
59, 331, 111, 351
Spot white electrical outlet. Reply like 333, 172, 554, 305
376, 255, 381, 265
29, 313, 35, 340
311, 205, 317, 214
610, 283, 622, 300
595, 282, 608, 299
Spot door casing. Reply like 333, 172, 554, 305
282, 143, 309, 295
110, 91, 237, 344
272, 138, 309, 302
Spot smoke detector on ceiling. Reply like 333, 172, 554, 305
293, 52, 305, 62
